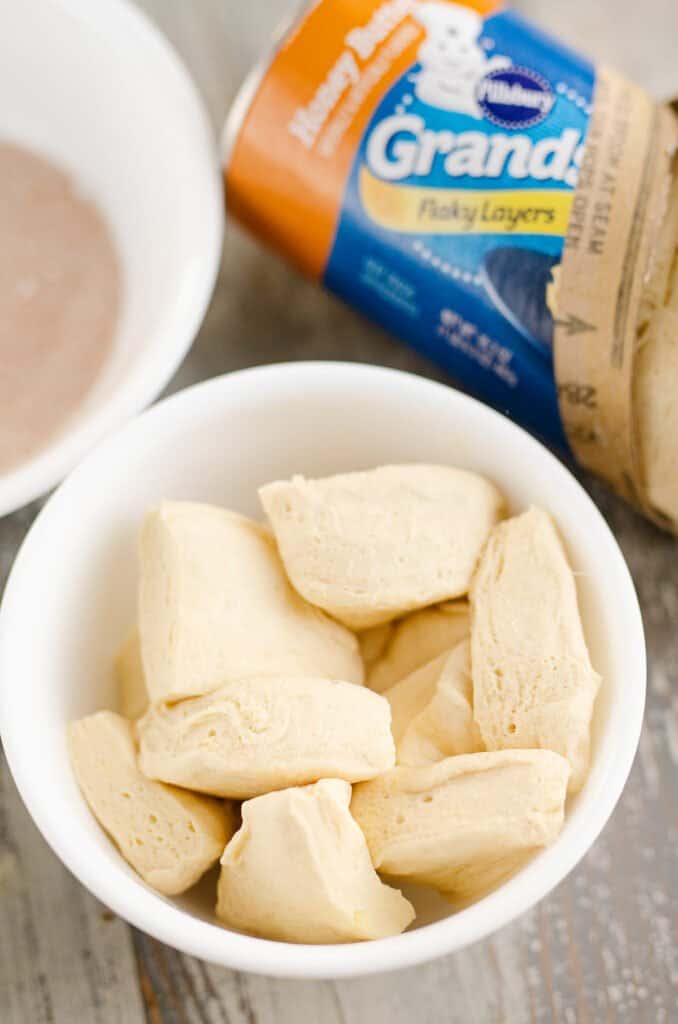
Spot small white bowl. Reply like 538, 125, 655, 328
0, 363, 645, 978
0, 0, 223, 515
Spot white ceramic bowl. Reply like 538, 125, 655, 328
0, 0, 223, 515
0, 363, 645, 978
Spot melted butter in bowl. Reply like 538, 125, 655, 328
0, 142, 121, 475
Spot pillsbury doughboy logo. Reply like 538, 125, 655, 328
410, 2, 554, 129
477, 67, 555, 129
412, 2, 511, 118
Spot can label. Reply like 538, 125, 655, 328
226, 0, 678, 529
323, 2, 595, 447
227, 0, 595, 450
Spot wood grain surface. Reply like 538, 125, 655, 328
1, 2, 676, 1021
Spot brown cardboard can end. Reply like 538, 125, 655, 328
553, 69, 678, 532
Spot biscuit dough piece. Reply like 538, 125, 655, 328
259, 466, 505, 629
385, 641, 483, 765
638, 167, 678, 325
68, 711, 234, 895
359, 622, 392, 673
636, 308, 678, 526
363, 600, 470, 693
216, 779, 414, 943
139, 502, 363, 702
670, 251, 678, 312
351, 750, 569, 900
137, 675, 395, 799
635, 166, 678, 527
470, 507, 600, 792
116, 629, 149, 720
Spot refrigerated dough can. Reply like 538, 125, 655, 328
223, 0, 678, 531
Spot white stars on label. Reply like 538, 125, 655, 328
556, 81, 592, 115
412, 241, 483, 287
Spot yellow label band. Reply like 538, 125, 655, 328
360, 166, 573, 236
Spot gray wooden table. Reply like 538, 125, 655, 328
2, 1, 677, 1020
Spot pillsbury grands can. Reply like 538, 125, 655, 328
223, 1, 678, 530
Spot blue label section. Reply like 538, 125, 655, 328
323, 6, 595, 450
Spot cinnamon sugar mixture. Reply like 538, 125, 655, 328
0, 142, 120, 474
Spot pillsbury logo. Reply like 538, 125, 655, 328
477, 67, 555, 129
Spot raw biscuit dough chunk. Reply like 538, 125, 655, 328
137, 675, 395, 799
363, 600, 470, 693
634, 167, 678, 526
359, 621, 393, 673
259, 465, 505, 629
116, 629, 149, 720
68, 711, 234, 895
351, 750, 569, 900
470, 506, 600, 792
385, 640, 483, 765
139, 502, 362, 702
636, 307, 678, 526
216, 779, 414, 943
670, 248, 678, 312
638, 166, 678, 324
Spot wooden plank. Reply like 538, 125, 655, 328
0, 758, 146, 1024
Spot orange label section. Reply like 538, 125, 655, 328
225, 0, 500, 279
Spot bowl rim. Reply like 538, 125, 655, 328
0, 362, 646, 978
0, 0, 224, 517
